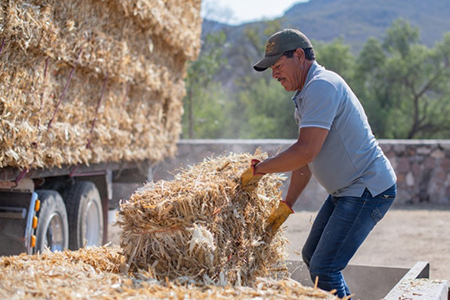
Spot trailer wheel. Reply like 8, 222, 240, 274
35, 190, 69, 253
63, 181, 103, 250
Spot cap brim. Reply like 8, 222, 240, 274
253, 53, 283, 72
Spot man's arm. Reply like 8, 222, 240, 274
264, 165, 312, 234
255, 127, 329, 174
284, 165, 312, 208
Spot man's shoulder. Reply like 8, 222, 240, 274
305, 65, 347, 96
296, 62, 345, 101
311, 64, 342, 83
305, 72, 340, 95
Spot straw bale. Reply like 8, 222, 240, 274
0, 54, 184, 168
1, 0, 200, 73
118, 151, 293, 286
0, 0, 201, 169
111, 0, 202, 59
0, 0, 192, 87
0, 245, 341, 299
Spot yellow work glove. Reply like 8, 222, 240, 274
266, 201, 294, 234
240, 159, 265, 191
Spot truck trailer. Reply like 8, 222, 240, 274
0, 0, 202, 255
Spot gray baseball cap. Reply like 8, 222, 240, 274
253, 29, 313, 72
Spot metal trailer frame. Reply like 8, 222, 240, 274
287, 260, 449, 300
0, 161, 152, 255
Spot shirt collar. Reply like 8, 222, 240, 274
292, 61, 320, 102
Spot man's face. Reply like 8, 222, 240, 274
270, 53, 303, 92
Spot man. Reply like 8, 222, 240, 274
241, 29, 397, 298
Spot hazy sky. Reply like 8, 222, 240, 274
202, 0, 309, 25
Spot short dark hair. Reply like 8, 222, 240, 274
283, 48, 315, 61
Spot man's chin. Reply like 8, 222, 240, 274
282, 84, 294, 92
279, 80, 289, 90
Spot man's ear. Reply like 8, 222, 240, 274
295, 48, 305, 61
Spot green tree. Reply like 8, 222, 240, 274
236, 78, 298, 138
355, 19, 450, 138
183, 31, 228, 138
314, 38, 355, 82
187, 18, 450, 140
184, 83, 232, 138
228, 20, 299, 139
353, 38, 391, 137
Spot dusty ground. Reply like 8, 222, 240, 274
107, 205, 450, 281
284, 205, 450, 282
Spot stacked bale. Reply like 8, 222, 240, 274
0, 0, 202, 169
119, 151, 289, 286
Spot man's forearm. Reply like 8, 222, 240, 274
254, 127, 329, 174
256, 142, 311, 174
284, 165, 312, 208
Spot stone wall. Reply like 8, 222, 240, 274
381, 140, 450, 205
152, 139, 450, 210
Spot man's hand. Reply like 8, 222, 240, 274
240, 159, 265, 191
266, 201, 294, 234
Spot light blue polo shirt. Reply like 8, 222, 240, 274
292, 62, 396, 197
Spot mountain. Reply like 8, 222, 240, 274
201, 0, 450, 88
282, 0, 450, 50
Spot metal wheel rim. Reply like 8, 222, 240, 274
44, 213, 65, 252
84, 200, 101, 246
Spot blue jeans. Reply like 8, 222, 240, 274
302, 184, 396, 299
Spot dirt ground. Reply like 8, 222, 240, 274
107, 204, 450, 282
283, 205, 450, 282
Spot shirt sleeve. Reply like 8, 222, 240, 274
299, 79, 340, 130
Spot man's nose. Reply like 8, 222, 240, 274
272, 69, 278, 79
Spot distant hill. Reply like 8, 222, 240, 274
202, 0, 450, 88
282, 0, 450, 50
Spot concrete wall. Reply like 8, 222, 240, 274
152, 139, 450, 211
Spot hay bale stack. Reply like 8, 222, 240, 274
0, 246, 341, 299
119, 151, 290, 286
0, 0, 202, 169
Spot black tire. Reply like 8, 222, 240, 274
35, 190, 69, 253
62, 181, 104, 250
